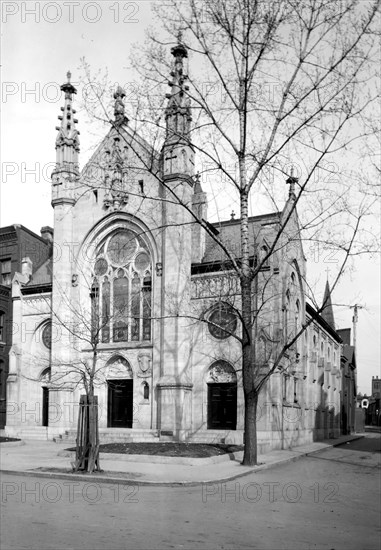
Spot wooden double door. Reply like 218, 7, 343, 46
107, 380, 133, 428
208, 383, 237, 430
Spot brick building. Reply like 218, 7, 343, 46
0, 225, 51, 427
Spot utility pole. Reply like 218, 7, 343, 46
350, 304, 364, 351
350, 304, 363, 397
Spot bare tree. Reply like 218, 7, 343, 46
69, 0, 381, 465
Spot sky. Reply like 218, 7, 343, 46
1, 1, 380, 395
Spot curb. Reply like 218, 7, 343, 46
0, 440, 26, 447
0, 435, 365, 487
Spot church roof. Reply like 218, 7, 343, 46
26, 257, 52, 288
201, 212, 280, 264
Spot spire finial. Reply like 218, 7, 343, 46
61, 70, 77, 99
164, 34, 191, 146
54, 70, 80, 173
286, 165, 298, 199
231, 210, 236, 220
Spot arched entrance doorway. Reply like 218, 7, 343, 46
106, 357, 133, 428
207, 361, 237, 430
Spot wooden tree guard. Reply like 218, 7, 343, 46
73, 395, 101, 473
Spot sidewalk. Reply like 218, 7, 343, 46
0, 434, 364, 486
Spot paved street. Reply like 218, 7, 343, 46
1, 434, 380, 550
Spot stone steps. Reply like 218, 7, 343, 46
189, 430, 244, 445
54, 429, 160, 444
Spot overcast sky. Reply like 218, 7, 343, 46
1, 1, 380, 394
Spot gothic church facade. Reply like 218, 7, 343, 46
5, 41, 342, 450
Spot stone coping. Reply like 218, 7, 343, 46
58, 449, 244, 465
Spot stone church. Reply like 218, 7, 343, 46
5, 41, 342, 451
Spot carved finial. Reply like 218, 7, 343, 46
194, 171, 203, 193
231, 210, 235, 220
113, 86, 128, 127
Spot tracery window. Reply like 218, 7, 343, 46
208, 303, 237, 340
91, 229, 152, 343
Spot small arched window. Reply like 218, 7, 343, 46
284, 290, 291, 339
143, 382, 149, 400
295, 299, 300, 324
0, 311, 4, 342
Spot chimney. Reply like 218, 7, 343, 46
41, 226, 54, 243
22, 257, 33, 280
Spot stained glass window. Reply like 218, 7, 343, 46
42, 323, 52, 349
93, 229, 152, 343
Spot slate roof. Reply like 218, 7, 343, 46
26, 257, 52, 288
201, 213, 280, 264
342, 344, 356, 367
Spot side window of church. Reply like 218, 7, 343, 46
92, 230, 152, 344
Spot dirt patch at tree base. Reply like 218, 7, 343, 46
66, 442, 244, 458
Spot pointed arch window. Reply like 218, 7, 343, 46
284, 290, 291, 340
295, 299, 300, 331
92, 229, 152, 344
260, 245, 270, 268
90, 279, 99, 342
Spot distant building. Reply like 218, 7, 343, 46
306, 296, 342, 440
0, 225, 52, 427
337, 328, 357, 434
366, 376, 381, 426
371, 375, 381, 399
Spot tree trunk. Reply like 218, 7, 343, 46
242, 389, 258, 465
87, 382, 100, 473
239, 178, 258, 466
